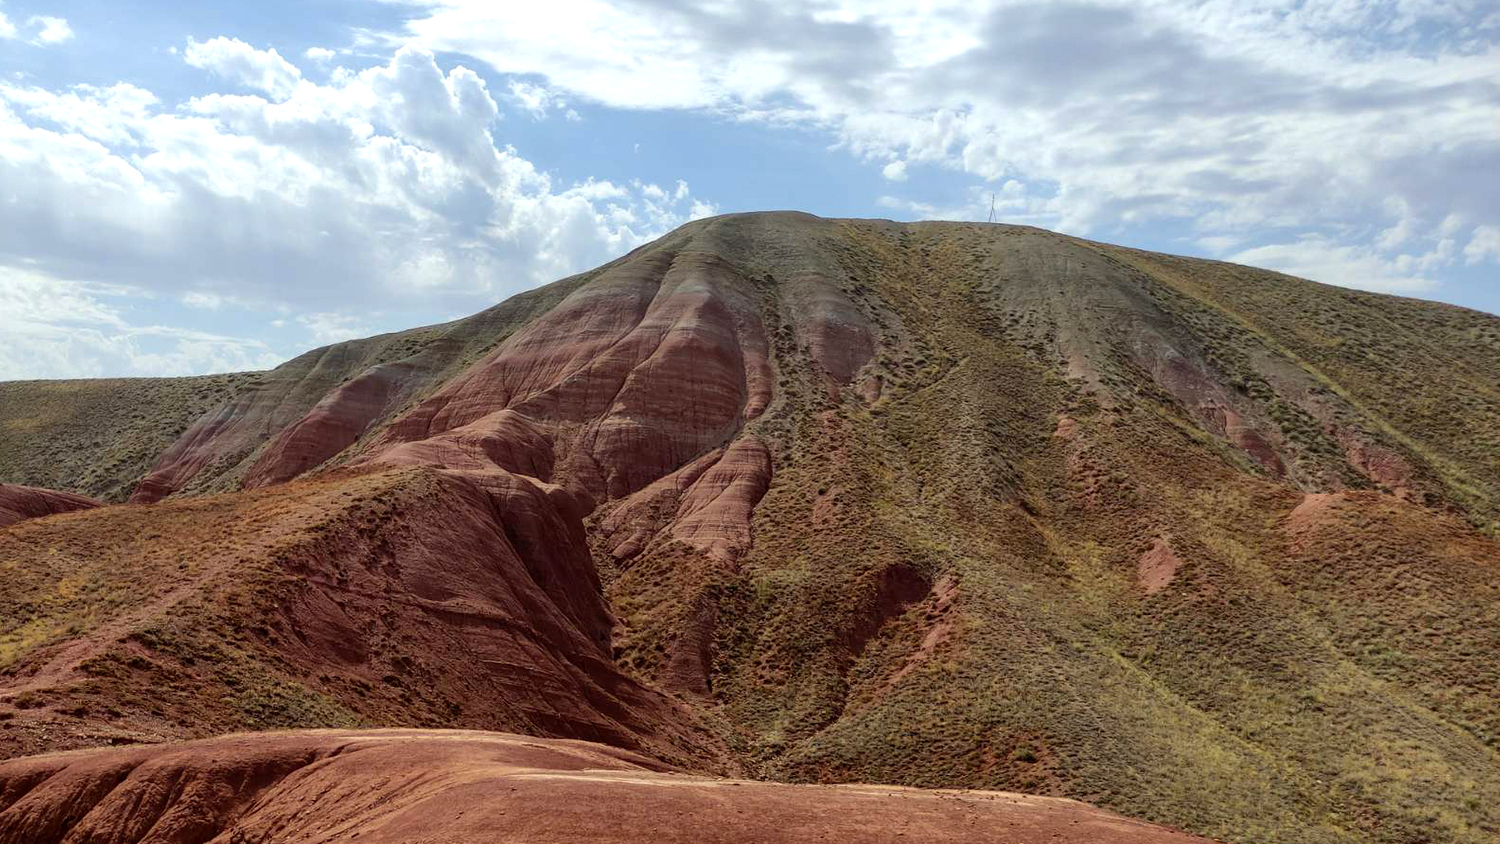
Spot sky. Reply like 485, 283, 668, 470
0, 0, 1497, 379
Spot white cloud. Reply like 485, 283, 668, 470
508, 80, 552, 118
183, 37, 303, 100
388, 0, 1500, 300
0, 8, 73, 45
0, 43, 713, 376
877, 195, 936, 217
1196, 235, 1243, 254
26, 15, 72, 45
304, 47, 336, 62
0, 267, 283, 379
1229, 238, 1440, 294
687, 199, 717, 220
506, 79, 580, 121
881, 159, 907, 182
1465, 225, 1500, 264
298, 311, 372, 344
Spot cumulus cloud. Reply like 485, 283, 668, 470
183, 37, 303, 100
0, 42, 713, 376
0, 267, 282, 379
303, 47, 335, 62
26, 15, 71, 45
508, 80, 575, 119
388, 0, 1500, 292
298, 312, 373, 344
1466, 226, 1500, 265
1229, 238, 1442, 294
0, 7, 73, 45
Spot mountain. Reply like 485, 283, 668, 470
2, 211, 1499, 844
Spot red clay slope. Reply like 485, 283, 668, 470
0, 466, 719, 770
0, 729, 1216, 844
0, 484, 98, 528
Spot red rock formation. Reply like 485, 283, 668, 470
0, 484, 98, 528
0, 729, 1217, 844
1152, 351, 1286, 477
367, 250, 773, 504
125, 274, 587, 503
0, 466, 714, 767
596, 449, 723, 562
242, 359, 434, 489
127, 401, 242, 503
1137, 536, 1183, 595
670, 437, 773, 563
789, 274, 875, 391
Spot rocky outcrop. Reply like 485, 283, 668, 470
669, 437, 773, 563
1137, 536, 1183, 595
241, 358, 435, 489
0, 729, 1217, 844
790, 274, 875, 392
0, 484, 98, 528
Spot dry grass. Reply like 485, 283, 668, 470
0, 374, 256, 501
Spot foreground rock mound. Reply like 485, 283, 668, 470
0, 729, 1214, 844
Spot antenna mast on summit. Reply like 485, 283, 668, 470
987, 192, 996, 224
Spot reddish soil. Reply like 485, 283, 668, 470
0, 729, 1218, 844
789, 273, 875, 391
1053, 415, 1079, 440
1285, 492, 1342, 536
0, 467, 720, 769
242, 359, 434, 489
669, 436, 773, 562
883, 575, 960, 691
0, 484, 98, 528
1137, 537, 1183, 595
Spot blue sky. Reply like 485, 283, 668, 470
1, 0, 1497, 378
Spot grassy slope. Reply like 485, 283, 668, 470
601, 218, 1500, 844
0, 374, 257, 502
1097, 244, 1500, 535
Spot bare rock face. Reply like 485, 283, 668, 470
241, 359, 433, 489
670, 436, 773, 562
125, 342, 414, 504
0, 729, 1217, 844
0, 484, 98, 528
366, 249, 773, 504
789, 274, 875, 391
1137, 536, 1184, 595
